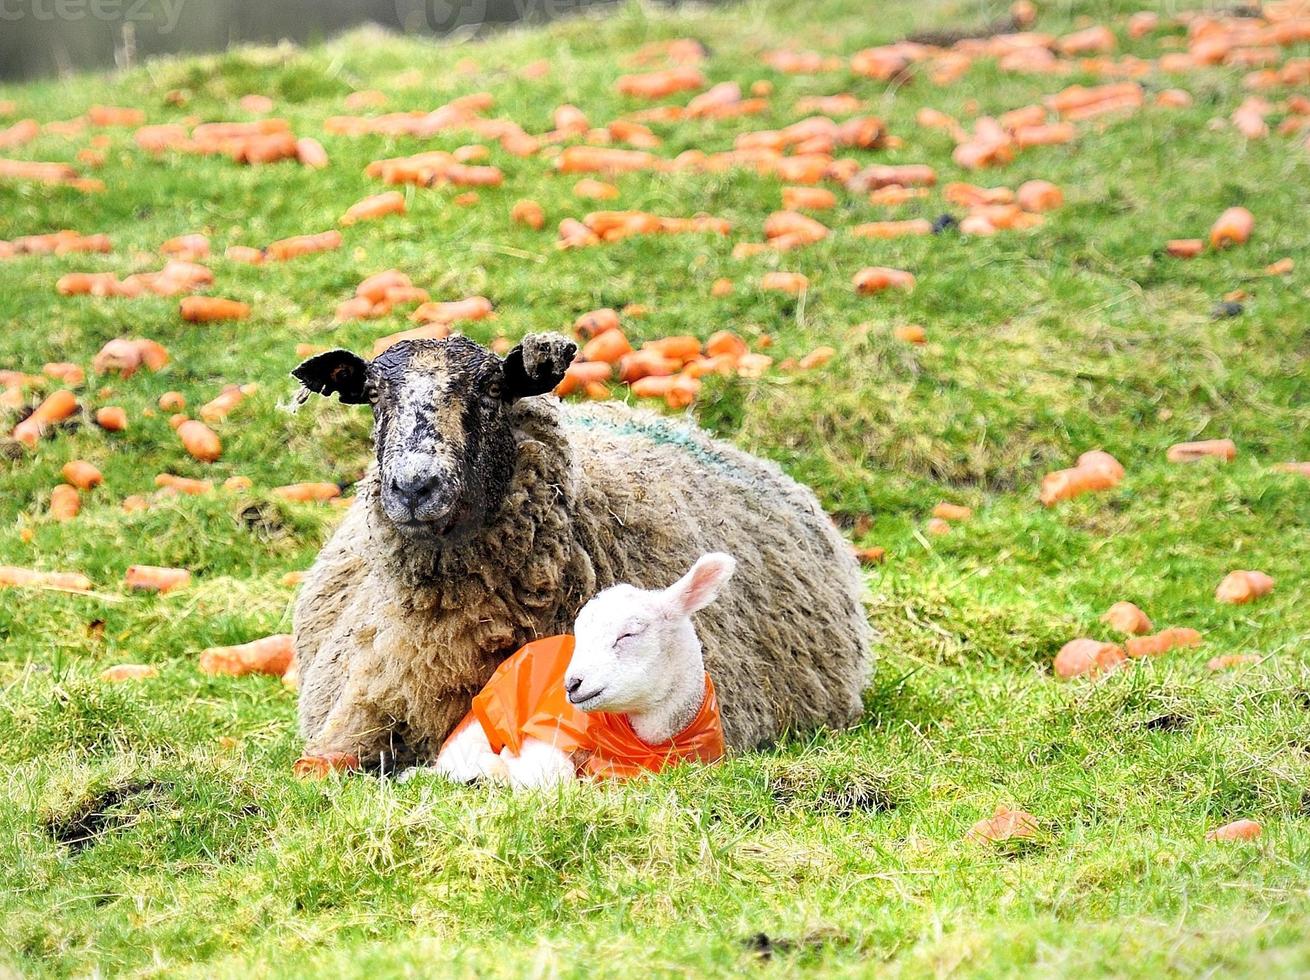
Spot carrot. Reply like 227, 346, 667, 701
1209, 206, 1254, 248
1166, 239, 1204, 259
48, 485, 79, 521
761, 272, 808, 294
855, 546, 885, 566
848, 163, 937, 191
893, 324, 927, 344
925, 517, 951, 537
223, 476, 253, 491
168, 414, 189, 430
736, 353, 773, 378
1274, 461, 1310, 478
0, 564, 93, 591
199, 634, 296, 677
764, 210, 829, 246
100, 664, 159, 682
200, 384, 254, 422
178, 420, 221, 462
644, 336, 702, 363
355, 269, 411, 303
1016, 180, 1063, 212
1101, 601, 1152, 635
95, 406, 127, 431
156, 392, 185, 412
618, 350, 680, 383
274, 482, 342, 503
1265, 257, 1293, 276
180, 296, 250, 323
265, 230, 342, 261
125, 565, 191, 593
705, 331, 748, 360
295, 137, 329, 168
574, 308, 619, 339
61, 460, 103, 490
616, 66, 706, 99
43, 362, 84, 385
161, 233, 209, 259
1166, 439, 1236, 463
797, 346, 836, 370
555, 362, 612, 397
965, 806, 1040, 844
88, 105, 145, 126
710, 278, 734, 298
341, 191, 406, 225
630, 375, 676, 399
225, 245, 264, 265
411, 296, 493, 325
1205, 819, 1261, 842
1215, 570, 1274, 605
511, 199, 546, 230
155, 473, 213, 495
850, 219, 932, 239
13, 389, 77, 447
555, 145, 660, 175
781, 186, 837, 210
581, 329, 633, 365
1207, 654, 1263, 671
1125, 627, 1203, 658
121, 494, 149, 513
932, 503, 972, 522
293, 752, 360, 778
665, 374, 701, 408
1054, 638, 1127, 679
853, 267, 915, 294
1155, 89, 1192, 108
280, 570, 305, 587
573, 178, 620, 200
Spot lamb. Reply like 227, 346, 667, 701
425, 552, 736, 789
290, 333, 872, 775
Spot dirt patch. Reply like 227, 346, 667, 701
44, 779, 170, 853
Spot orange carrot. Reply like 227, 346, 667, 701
265, 230, 342, 261
88, 104, 145, 126
710, 278, 734, 298
49, 484, 80, 521
574, 178, 621, 200
180, 296, 250, 323
643, 336, 702, 363
94, 406, 127, 431
665, 373, 701, 408
43, 362, 84, 386
61, 460, 103, 490
1207, 654, 1262, 671
100, 664, 159, 682
618, 350, 680, 384
581, 329, 633, 365
225, 245, 264, 265
511, 199, 546, 229
295, 137, 329, 168
0, 564, 93, 591
121, 494, 149, 513
293, 752, 360, 778
1209, 207, 1254, 248
966, 806, 1040, 844
157, 392, 186, 412
1054, 638, 1127, 678
155, 473, 213, 495
574, 308, 619, 339
411, 296, 493, 325
781, 186, 837, 210
168, 414, 189, 430
855, 546, 885, 565
554, 361, 613, 397
932, 503, 973, 522
893, 324, 927, 344
223, 476, 253, 491
798, 346, 836, 370
125, 565, 191, 593
199, 634, 296, 677
1165, 239, 1204, 259
616, 66, 706, 99
555, 145, 660, 175
629, 375, 676, 399
1215, 570, 1274, 605
764, 209, 829, 246
853, 267, 915, 294
341, 191, 406, 225
200, 384, 254, 422
1205, 819, 1261, 841
273, 482, 341, 503
705, 331, 748, 360
1016, 180, 1063, 212
1125, 627, 1203, 658
850, 219, 932, 239
1101, 601, 1152, 635
13, 389, 77, 447
761, 272, 808, 294
355, 269, 411, 303
1167, 439, 1236, 463
178, 420, 222, 462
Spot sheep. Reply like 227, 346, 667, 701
290, 332, 872, 774
425, 552, 737, 789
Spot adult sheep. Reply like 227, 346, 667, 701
290, 333, 871, 774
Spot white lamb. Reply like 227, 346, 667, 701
422, 552, 737, 790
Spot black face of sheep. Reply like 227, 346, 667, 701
292, 334, 577, 544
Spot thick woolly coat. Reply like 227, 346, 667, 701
294, 397, 872, 763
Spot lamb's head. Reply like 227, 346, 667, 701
565, 553, 737, 716
292, 333, 576, 544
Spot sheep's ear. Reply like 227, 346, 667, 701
292, 349, 370, 405
502, 332, 578, 399
665, 553, 737, 615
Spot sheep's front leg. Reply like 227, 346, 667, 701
500, 738, 576, 791
294, 682, 393, 777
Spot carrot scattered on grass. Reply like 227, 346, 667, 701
274, 483, 342, 503
853, 266, 915, 294
1205, 819, 1262, 841
581, 329, 633, 364
573, 308, 619, 338
155, 474, 213, 495
1166, 438, 1236, 463
45, 485, 76, 521
965, 806, 1039, 843
1215, 570, 1274, 605
13, 389, 77, 447
1101, 601, 1152, 635
178, 420, 222, 462
1039, 450, 1124, 505
893, 324, 927, 344
1209, 207, 1254, 248
125, 565, 191, 593
200, 384, 255, 423
1125, 627, 1203, 658
761, 272, 808, 294
61, 460, 102, 490
932, 503, 972, 522
341, 190, 406, 225
511, 199, 545, 229
199, 634, 296, 677
1054, 638, 1127, 679
180, 296, 250, 322
0, 564, 93, 591
100, 664, 159, 682
94, 406, 126, 431
1166, 238, 1204, 258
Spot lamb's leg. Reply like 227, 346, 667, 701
401, 722, 507, 784
500, 737, 576, 791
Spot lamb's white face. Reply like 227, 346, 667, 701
565, 554, 737, 716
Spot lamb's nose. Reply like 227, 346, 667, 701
389, 469, 443, 512
564, 675, 583, 696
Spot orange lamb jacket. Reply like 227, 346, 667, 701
446, 635, 724, 780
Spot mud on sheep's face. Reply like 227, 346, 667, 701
291, 333, 577, 545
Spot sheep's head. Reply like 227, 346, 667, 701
292, 333, 576, 544
565, 553, 737, 716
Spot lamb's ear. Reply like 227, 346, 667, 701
502, 332, 578, 399
291, 349, 370, 405
665, 553, 737, 615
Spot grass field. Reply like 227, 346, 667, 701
2, 0, 1309, 975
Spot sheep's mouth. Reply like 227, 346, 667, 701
567, 686, 606, 707
389, 505, 476, 544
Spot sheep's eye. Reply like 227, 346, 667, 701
484, 379, 504, 402
615, 624, 646, 645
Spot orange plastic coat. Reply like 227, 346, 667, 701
446, 635, 724, 780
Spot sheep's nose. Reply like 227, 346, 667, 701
389, 469, 444, 513
564, 675, 583, 696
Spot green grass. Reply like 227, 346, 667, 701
2, 0, 1309, 975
